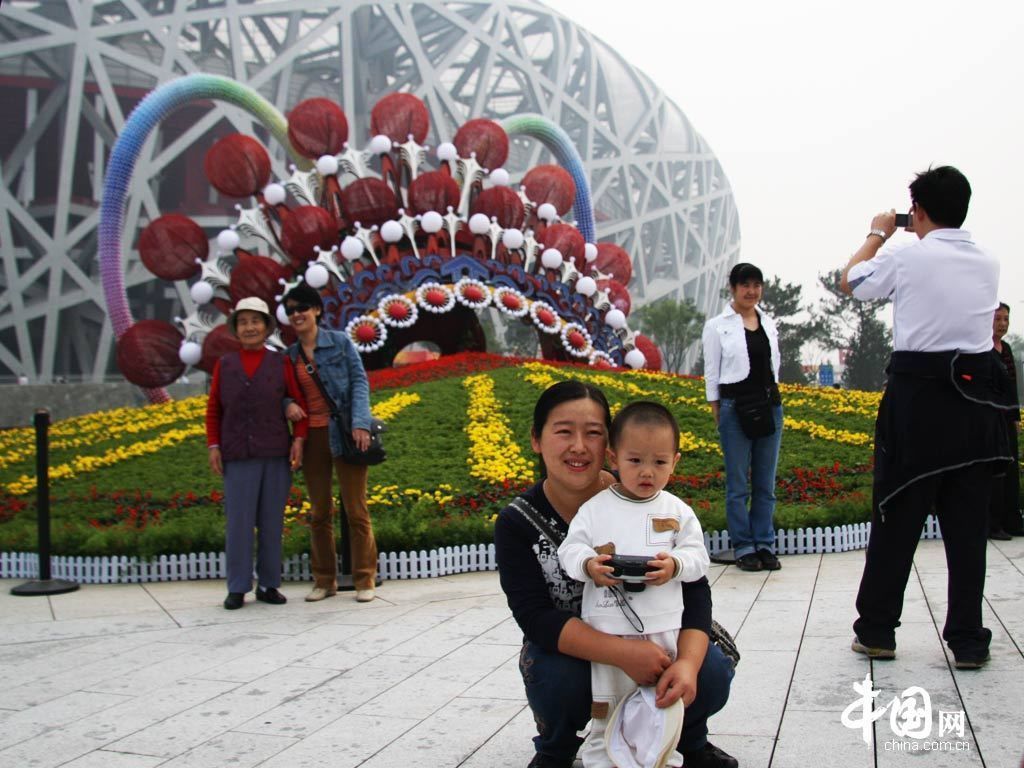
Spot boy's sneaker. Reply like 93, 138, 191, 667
851, 636, 896, 660
681, 741, 739, 768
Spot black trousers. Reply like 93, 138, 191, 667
989, 423, 1023, 534
853, 462, 992, 659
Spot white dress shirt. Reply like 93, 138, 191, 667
848, 229, 999, 353
701, 304, 781, 402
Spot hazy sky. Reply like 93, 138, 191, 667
547, 0, 1024, 354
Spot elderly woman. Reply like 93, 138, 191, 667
282, 282, 378, 603
206, 297, 307, 610
702, 262, 783, 572
494, 381, 737, 768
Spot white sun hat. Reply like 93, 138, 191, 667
228, 296, 275, 336
606, 686, 684, 768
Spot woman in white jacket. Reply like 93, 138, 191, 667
701, 263, 784, 572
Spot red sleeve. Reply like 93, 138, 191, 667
206, 359, 223, 447
283, 357, 309, 440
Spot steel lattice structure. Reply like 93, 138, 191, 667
0, 0, 739, 382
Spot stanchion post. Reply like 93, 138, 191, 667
335, 501, 382, 591
11, 409, 80, 596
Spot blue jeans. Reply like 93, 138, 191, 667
518, 640, 735, 766
718, 399, 783, 558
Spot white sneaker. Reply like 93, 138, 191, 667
355, 588, 375, 603
304, 585, 337, 602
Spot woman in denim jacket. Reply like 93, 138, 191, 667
282, 282, 378, 602
701, 263, 783, 572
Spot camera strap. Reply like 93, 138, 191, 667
607, 584, 645, 634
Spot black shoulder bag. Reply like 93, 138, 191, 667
734, 386, 775, 440
297, 346, 386, 466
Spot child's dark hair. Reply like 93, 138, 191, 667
610, 401, 680, 450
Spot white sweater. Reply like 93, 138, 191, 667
558, 485, 710, 635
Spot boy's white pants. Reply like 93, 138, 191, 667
579, 630, 684, 768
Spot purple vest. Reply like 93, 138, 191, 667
218, 350, 290, 462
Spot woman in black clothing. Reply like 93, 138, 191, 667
701, 263, 783, 572
989, 302, 1023, 538
494, 381, 737, 768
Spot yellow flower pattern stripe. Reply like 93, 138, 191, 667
463, 374, 534, 483
783, 417, 872, 447
370, 391, 421, 421
3, 424, 205, 497
367, 483, 456, 509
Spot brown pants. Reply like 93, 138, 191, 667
302, 427, 378, 589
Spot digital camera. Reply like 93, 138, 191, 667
607, 554, 655, 592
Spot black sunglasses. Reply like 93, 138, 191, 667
285, 303, 313, 316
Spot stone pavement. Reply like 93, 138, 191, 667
0, 538, 1021, 768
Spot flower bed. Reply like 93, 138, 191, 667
0, 353, 882, 557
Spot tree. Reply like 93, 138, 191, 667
814, 270, 892, 391
759, 276, 820, 384
631, 298, 704, 373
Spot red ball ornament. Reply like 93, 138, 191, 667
594, 357, 614, 370
371, 93, 430, 143
116, 320, 186, 388
204, 133, 272, 198
595, 242, 633, 285
453, 118, 509, 170
537, 308, 555, 327
463, 285, 485, 303
567, 330, 586, 349
354, 322, 379, 344
522, 165, 576, 215
280, 205, 337, 271
198, 324, 241, 374
426, 288, 448, 307
407, 170, 461, 215
502, 293, 522, 311
341, 178, 399, 229
138, 214, 206, 281
540, 223, 586, 268
634, 334, 663, 371
287, 98, 349, 158
471, 187, 525, 229
387, 302, 410, 321
229, 252, 292, 307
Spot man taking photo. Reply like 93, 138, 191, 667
840, 165, 1013, 670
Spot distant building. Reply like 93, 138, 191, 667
0, 0, 739, 382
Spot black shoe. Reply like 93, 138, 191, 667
682, 741, 739, 768
223, 592, 244, 610
988, 529, 1012, 541
735, 553, 763, 572
953, 652, 990, 670
757, 549, 781, 570
526, 754, 573, 768
256, 587, 287, 605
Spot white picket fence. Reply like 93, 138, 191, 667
0, 517, 943, 585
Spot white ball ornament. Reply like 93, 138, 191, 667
576, 276, 597, 296
276, 304, 290, 326
420, 211, 444, 233
369, 134, 393, 155
178, 341, 202, 366
305, 263, 329, 289
262, 183, 286, 205
537, 203, 557, 222
605, 308, 627, 329
380, 220, 403, 243
341, 236, 364, 261
469, 213, 491, 235
624, 349, 647, 369
315, 155, 338, 176
541, 248, 563, 269
190, 280, 214, 305
436, 142, 458, 162
502, 228, 525, 249
216, 229, 239, 252
489, 168, 510, 186
584, 243, 598, 262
